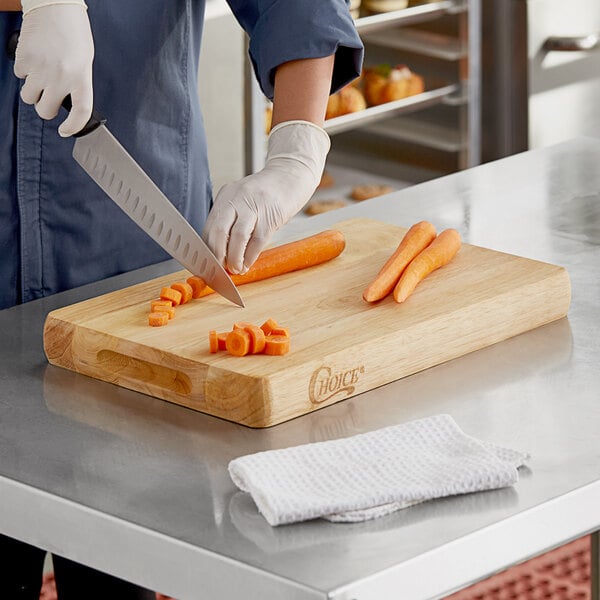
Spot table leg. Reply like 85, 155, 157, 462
592, 531, 599, 600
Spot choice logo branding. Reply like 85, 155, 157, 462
308, 364, 365, 404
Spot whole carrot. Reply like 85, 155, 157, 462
363, 221, 437, 302
194, 229, 345, 298
393, 228, 461, 303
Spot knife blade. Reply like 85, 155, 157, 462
7, 31, 244, 308
71, 124, 244, 307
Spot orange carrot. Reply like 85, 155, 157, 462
148, 312, 169, 327
269, 326, 289, 338
171, 282, 193, 304
244, 324, 266, 354
150, 300, 175, 319
260, 318, 279, 336
226, 329, 251, 357
208, 330, 219, 353
186, 276, 208, 299
217, 332, 228, 351
191, 230, 346, 298
393, 228, 462, 303
160, 287, 182, 306
264, 335, 290, 356
363, 221, 437, 302
151, 298, 172, 309
214, 319, 290, 356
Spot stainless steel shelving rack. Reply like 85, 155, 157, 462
244, 0, 481, 179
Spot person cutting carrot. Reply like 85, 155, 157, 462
0, 0, 363, 596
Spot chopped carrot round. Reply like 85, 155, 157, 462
148, 312, 169, 327
226, 329, 251, 357
217, 332, 228, 351
171, 282, 193, 304
208, 330, 219, 353
260, 318, 279, 336
269, 326, 289, 338
151, 298, 172, 309
233, 321, 254, 331
150, 300, 175, 319
186, 276, 208, 299
244, 324, 266, 354
264, 335, 290, 356
160, 287, 182, 306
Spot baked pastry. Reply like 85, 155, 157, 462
326, 85, 367, 120
318, 170, 335, 189
362, 0, 408, 14
363, 64, 424, 106
349, 0, 361, 18
304, 199, 347, 215
363, 67, 388, 106
407, 72, 425, 96
264, 105, 273, 134
350, 184, 394, 201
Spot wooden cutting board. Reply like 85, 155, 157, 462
43, 218, 571, 428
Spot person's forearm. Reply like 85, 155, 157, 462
0, 0, 21, 10
271, 55, 335, 129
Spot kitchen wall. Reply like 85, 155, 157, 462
481, 0, 600, 163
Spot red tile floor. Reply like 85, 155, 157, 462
39, 535, 591, 600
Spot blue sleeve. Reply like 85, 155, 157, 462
225, 0, 364, 99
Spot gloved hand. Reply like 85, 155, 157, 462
15, 0, 94, 137
202, 120, 330, 274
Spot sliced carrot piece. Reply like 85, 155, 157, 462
148, 312, 169, 327
264, 335, 290, 356
217, 332, 228, 351
226, 329, 251, 357
150, 300, 175, 319
260, 318, 279, 336
244, 324, 266, 354
186, 276, 208, 299
160, 287, 182, 306
208, 330, 219, 353
269, 326, 289, 338
161, 305, 175, 320
171, 282, 193, 304
233, 321, 254, 331
151, 299, 172, 309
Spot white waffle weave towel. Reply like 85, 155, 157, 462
228, 414, 528, 526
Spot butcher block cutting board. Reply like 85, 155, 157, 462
43, 218, 571, 428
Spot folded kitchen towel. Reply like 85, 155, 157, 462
228, 414, 529, 526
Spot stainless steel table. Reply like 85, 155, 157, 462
1, 138, 599, 600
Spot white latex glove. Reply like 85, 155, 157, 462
15, 1, 94, 137
202, 120, 330, 274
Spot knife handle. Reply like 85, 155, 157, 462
60, 96, 106, 138
6, 30, 18, 60
6, 30, 106, 138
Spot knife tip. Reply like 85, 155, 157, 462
228, 289, 245, 308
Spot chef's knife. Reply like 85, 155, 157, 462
7, 32, 244, 308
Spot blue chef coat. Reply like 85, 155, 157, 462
0, 1, 363, 310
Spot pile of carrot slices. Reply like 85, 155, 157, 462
209, 319, 290, 357
147, 278, 206, 326
363, 221, 461, 304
